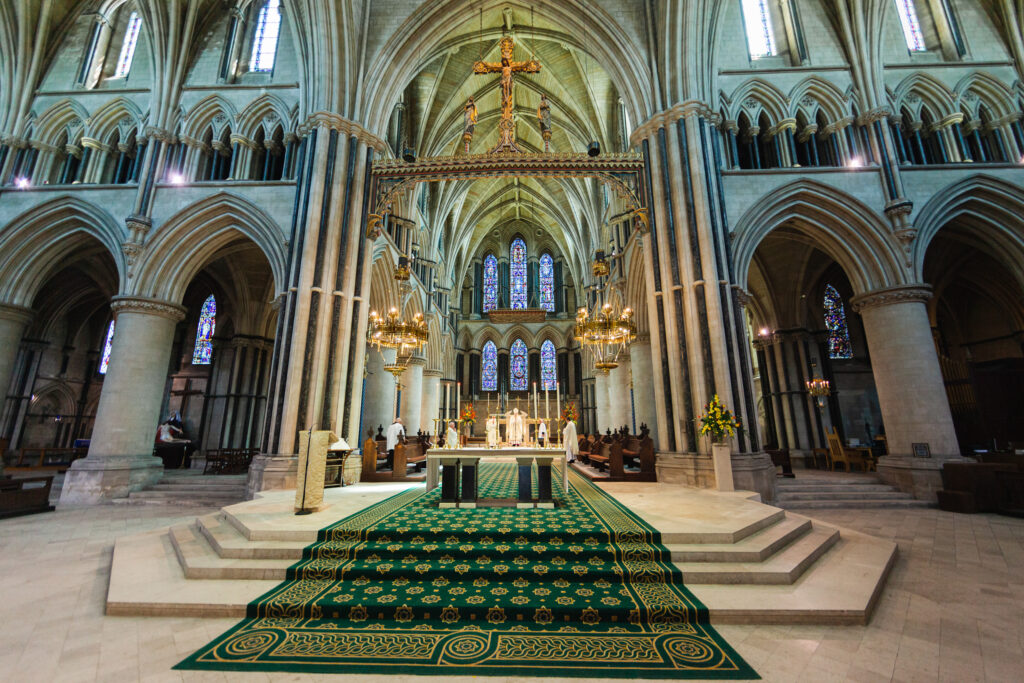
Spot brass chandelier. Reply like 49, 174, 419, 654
574, 302, 636, 373
368, 307, 429, 381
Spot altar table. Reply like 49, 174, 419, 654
425, 448, 567, 509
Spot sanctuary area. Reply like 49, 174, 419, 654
1, 0, 1024, 680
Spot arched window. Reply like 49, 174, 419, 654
510, 238, 527, 309
510, 338, 528, 391
894, 0, 926, 52
192, 295, 216, 365
824, 285, 853, 360
113, 12, 143, 78
539, 253, 555, 312
540, 340, 556, 390
483, 254, 498, 312
250, 0, 282, 72
740, 0, 777, 58
99, 320, 115, 374
481, 341, 498, 391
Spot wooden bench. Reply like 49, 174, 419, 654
4, 447, 87, 472
622, 435, 656, 477
392, 441, 427, 481
0, 475, 54, 518
826, 428, 873, 472
202, 448, 258, 474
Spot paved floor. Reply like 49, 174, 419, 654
1, 498, 1022, 682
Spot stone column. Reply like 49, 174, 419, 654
608, 357, 632, 432
60, 297, 185, 504
421, 370, 441, 436
400, 358, 424, 436
593, 371, 612, 434
630, 338, 659, 440
852, 285, 965, 500
362, 348, 396, 442
0, 304, 32, 406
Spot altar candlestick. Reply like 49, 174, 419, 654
457, 382, 461, 423
545, 388, 549, 423
446, 382, 451, 419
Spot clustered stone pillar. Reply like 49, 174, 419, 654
60, 296, 185, 504
852, 286, 965, 499
630, 338, 658, 437
421, 370, 441, 437
400, 358, 424, 436
0, 304, 33, 406
362, 348, 396, 442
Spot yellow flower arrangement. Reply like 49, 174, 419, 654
697, 394, 742, 444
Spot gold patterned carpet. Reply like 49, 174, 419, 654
176, 463, 757, 678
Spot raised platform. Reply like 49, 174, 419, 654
107, 476, 896, 625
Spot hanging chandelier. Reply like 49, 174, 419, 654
368, 307, 428, 354
574, 302, 636, 373
806, 377, 831, 407
393, 256, 411, 282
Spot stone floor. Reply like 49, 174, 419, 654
1, 500, 1022, 682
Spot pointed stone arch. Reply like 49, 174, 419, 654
889, 72, 957, 121
723, 79, 789, 124
787, 76, 849, 122
953, 72, 1016, 120
236, 93, 296, 139
130, 193, 286, 303
87, 97, 146, 142
182, 94, 238, 140
32, 99, 88, 145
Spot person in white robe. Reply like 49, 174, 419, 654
446, 421, 460, 449
486, 415, 499, 449
537, 421, 548, 447
563, 419, 579, 463
506, 408, 526, 446
385, 418, 405, 468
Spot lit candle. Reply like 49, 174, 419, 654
533, 382, 539, 436
446, 382, 451, 420
457, 382, 461, 424
556, 380, 561, 423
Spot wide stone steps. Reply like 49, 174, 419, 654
125, 472, 248, 507
665, 516, 812, 562
774, 477, 932, 510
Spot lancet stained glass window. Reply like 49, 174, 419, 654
510, 338, 528, 391
510, 238, 527, 310
540, 340, 556, 390
250, 0, 282, 72
481, 341, 498, 392
824, 285, 853, 359
99, 320, 115, 374
740, 0, 777, 58
894, 0, 926, 52
483, 254, 498, 312
114, 12, 142, 78
539, 253, 554, 312
192, 295, 216, 364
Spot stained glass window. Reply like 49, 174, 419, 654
483, 254, 498, 312
510, 238, 527, 310
539, 252, 554, 312
824, 285, 853, 359
192, 295, 216, 364
510, 338, 528, 391
99, 320, 115, 374
114, 12, 142, 78
740, 0, 776, 58
540, 340, 556, 390
250, 0, 282, 72
482, 341, 498, 392
894, 0, 926, 52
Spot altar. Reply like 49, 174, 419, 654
426, 448, 567, 509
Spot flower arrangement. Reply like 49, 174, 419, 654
560, 402, 578, 427
460, 403, 476, 426
697, 395, 741, 444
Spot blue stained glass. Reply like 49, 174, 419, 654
192, 295, 216, 365
894, 0, 926, 52
482, 341, 497, 392
99, 320, 115, 374
483, 254, 498, 312
510, 338, 528, 391
510, 238, 527, 310
824, 285, 853, 360
114, 12, 142, 78
541, 339, 556, 390
539, 253, 554, 312
251, 0, 282, 72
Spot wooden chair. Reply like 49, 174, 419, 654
0, 475, 54, 518
826, 428, 872, 472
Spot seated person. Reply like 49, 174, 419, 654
155, 419, 196, 467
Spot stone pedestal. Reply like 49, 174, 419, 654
852, 286, 968, 500
246, 453, 298, 499
656, 451, 776, 503
711, 443, 735, 491
60, 297, 185, 504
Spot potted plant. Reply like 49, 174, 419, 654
559, 402, 578, 429
697, 395, 742, 491
460, 403, 476, 445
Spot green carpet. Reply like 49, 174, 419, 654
176, 463, 757, 679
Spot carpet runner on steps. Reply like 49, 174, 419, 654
176, 463, 757, 679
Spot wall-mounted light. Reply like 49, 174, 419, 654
14, 177, 30, 189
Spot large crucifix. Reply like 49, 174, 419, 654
472, 35, 540, 154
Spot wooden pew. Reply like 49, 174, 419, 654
202, 448, 257, 474
5, 447, 87, 472
393, 441, 427, 480
622, 435, 657, 479
0, 475, 54, 518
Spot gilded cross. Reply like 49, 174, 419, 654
472, 35, 540, 153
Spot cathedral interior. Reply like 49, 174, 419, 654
1, 1, 1023, 680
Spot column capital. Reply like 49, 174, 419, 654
296, 111, 389, 153
0, 303, 34, 326
110, 296, 186, 322
850, 285, 932, 313
423, 369, 443, 378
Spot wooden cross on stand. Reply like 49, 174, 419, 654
472, 35, 540, 153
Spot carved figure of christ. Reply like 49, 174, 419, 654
472, 35, 540, 152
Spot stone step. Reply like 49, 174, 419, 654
149, 483, 248, 493
776, 491, 915, 501
169, 524, 294, 580
776, 499, 931, 509
665, 515, 812, 563
674, 525, 840, 585
126, 491, 244, 507
775, 484, 895, 494
196, 513, 308, 560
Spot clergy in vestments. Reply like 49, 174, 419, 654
537, 421, 548, 447
563, 419, 579, 463
386, 418, 405, 468
446, 421, 460, 449
486, 415, 499, 449
506, 408, 526, 446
